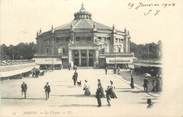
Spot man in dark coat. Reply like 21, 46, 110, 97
72, 71, 78, 85
21, 82, 27, 99
130, 75, 135, 89
44, 82, 51, 100
105, 86, 111, 106
143, 78, 149, 92
97, 79, 105, 98
96, 87, 102, 107
105, 66, 108, 75
147, 98, 153, 108
68, 63, 71, 70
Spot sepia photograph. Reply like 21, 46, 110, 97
0, 0, 183, 117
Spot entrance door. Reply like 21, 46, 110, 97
73, 50, 79, 66
89, 50, 95, 66
89, 58, 94, 66
74, 58, 79, 66
81, 58, 87, 66
81, 50, 87, 66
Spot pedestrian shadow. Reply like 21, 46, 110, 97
141, 97, 158, 100
54, 85, 67, 87
118, 90, 146, 93
54, 84, 75, 88
117, 90, 132, 93
0, 97, 45, 100
115, 88, 132, 90
50, 104, 108, 107
137, 101, 157, 105
58, 104, 97, 107
51, 94, 95, 98
67, 86, 76, 88
131, 90, 146, 93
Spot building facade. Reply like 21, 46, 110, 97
34, 4, 134, 68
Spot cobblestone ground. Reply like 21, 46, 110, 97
0, 69, 159, 117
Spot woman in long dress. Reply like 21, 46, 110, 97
83, 80, 91, 96
109, 80, 117, 98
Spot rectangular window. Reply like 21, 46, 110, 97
76, 37, 80, 41
87, 37, 91, 41
73, 50, 79, 57
81, 50, 87, 57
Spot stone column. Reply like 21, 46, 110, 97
68, 49, 73, 67
95, 49, 99, 67
87, 50, 89, 66
79, 50, 81, 66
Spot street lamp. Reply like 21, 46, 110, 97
130, 69, 134, 89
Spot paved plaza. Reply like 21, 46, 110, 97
0, 69, 159, 117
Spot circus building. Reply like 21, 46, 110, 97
34, 4, 134, 69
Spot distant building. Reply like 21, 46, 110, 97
34, 4, 134, 68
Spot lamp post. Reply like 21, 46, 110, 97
113, 51, 117, 74
130, 69, 134, 89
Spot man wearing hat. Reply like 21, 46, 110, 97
44, 82, 51, 100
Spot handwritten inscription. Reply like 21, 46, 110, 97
128, 1, 176, 16
10, 110, 72, 116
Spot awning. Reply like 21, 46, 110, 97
0, 65, 39, 78
106, 57, 133, 64
33, 58, 62, 65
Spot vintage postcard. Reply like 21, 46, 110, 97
0, 0, 183, 117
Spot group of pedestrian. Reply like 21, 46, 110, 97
21, 81, 51, 100
71, 69, 118, 107
152, 78, 161, 92
32, 68, 40, 78
143, 77, 161, 92
96, 79, 117, 107
105, 66, 120, 75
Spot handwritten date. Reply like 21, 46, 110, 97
128, 1, 175, 16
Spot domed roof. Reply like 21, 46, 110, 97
74, 3, 92, 20
54, 20, 112, 30
54, 4, 112, 31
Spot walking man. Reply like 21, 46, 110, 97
96, 87, 102, 107
105, 86, 111, 106
21, 82, 27, 99
68, 63, 71, 70
117, 66, 120, 74
130, 70, 135, 89
44, 82, 51, 100
97, 79, 105, 98
72, 71, 78, 85
105, 66, 108, 75
143, 78, 149, 92
147, 98, 153, 108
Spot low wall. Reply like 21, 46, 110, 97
0, 62, 39, 78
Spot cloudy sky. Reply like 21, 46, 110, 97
0, 0, 182, 45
